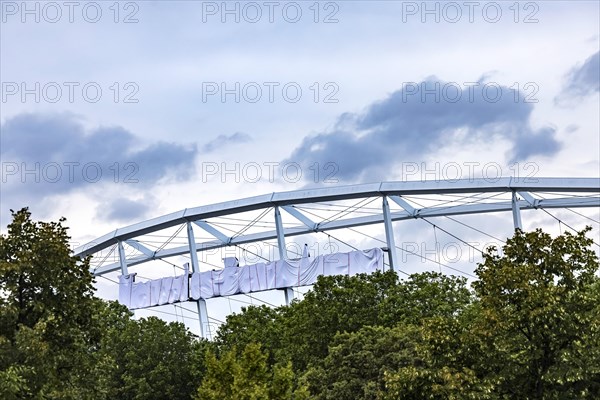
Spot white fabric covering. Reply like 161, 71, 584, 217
119, 274, 133, 308
130, 280, 150, 309
121, 265, 189, 310
158, 277, 173, 305
150, 279, 162, 306
121, 248, 383, 308
188, 247, 383, 300
323, 252, 351, 277
199, 271, 214, 299
190, 272, 202, 300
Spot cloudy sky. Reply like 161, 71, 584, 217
1, 1, 599, 332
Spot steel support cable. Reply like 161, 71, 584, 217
295, 202, 382, 212
296, 206, 465, 277
323, 231, 411, 276
92, 244, 117, 273
154, 224, 186, 253
317, 197, 380, 224
297, 207, 434, 276
301, 197, 379, 226
344, 226, 472, 277
441, 215, 506, 243
536, 191, 599, 198
98, 274, 119, 284
535, 194, 600, 247
230, 207, 273, 240
402, 191, 508, 213
292, 204, 382, 215
540, 208, 600, 248
321, 229, 414, 276
405, 197, 504, 253
401, 191, 505, 208
433, 225, 441, 273
564, 208, 600, 224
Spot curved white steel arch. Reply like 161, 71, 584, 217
76, 177, 600, 276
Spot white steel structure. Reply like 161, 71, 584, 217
75, 178, 600, 338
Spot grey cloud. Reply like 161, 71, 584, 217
202, 132, 252, 153
285, 77, 561, 182
101, 196, 156, 223
556, 51, 600, 105
509, 127, 561, 163
0, 113, 197, 219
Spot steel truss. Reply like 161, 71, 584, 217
75, 178, 600, 338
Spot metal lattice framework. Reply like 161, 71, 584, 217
75, 177, 600, 338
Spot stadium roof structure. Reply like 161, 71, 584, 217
74, 177, 600, 338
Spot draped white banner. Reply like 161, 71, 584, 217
187, 248, 383, 301
120, 265, 189, 310
119, 248, 383, 309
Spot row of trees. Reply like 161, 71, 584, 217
0, 209, 209, 399
1, 208, 599, 399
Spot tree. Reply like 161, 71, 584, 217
381, 312, 491, 400
96, 301, 210, 400
0, 208, 103, 399
215, 304, 283, 365
0, 209, 209, 399
384, 227, 600, 399
378, 271, 472, 326
472, 227, 600, 398
196, 343, 300, 400
305, 325, 420, 400
280, 270, 399, 371
299, 272, 473, 400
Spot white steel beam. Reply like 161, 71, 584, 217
75, 178, 600, 257
382, 196, 398, 271
186, 224, 210, 339
193, 220, 230, 244
281, 205, 318, 230
117, 241, 129, 275
274, 206, 294, 304
389, 195, 418, 216
124, 240, 155, 258
186, 223, 200, 273
87, 195, 600, 275
512, 192, 523, 230
518, 191, 539, 208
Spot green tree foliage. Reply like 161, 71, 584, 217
215, 228, 599, 399
215, 304, 283, 363
96, 301, 210, 400
280, 270, 399, 371
0, 208, 102, 398
3, 209, 599, 399
381, 313, 492, 400
0, 209, 207, 399
472, 227, 600, 398
378, 271, 472, 326
213, 270, 475, 397
304, 325, 420, 400
384, 228, 600, 399
196, 343, 299, 400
